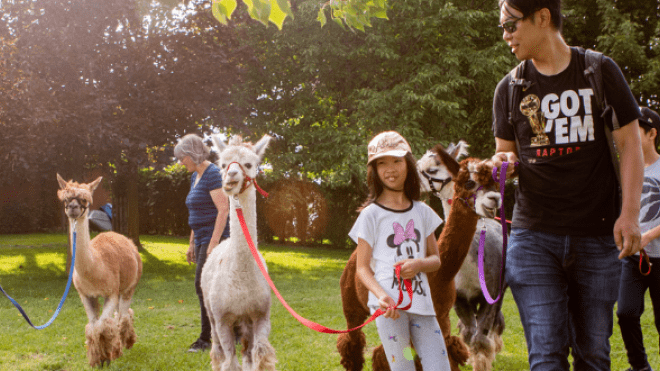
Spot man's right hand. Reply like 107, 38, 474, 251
491, 152, 519, 179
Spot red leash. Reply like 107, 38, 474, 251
640, 249, 652, 276
234, 193, 413, 334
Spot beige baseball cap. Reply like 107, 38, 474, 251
367, 131, 412, 164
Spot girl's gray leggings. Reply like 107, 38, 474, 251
375, 312, 451, 371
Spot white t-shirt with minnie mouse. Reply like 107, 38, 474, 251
349, 201, 443, 316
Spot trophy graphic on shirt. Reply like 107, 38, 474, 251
520, 94, 550, 147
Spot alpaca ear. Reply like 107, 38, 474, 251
211, 134, 226, 153
89, 176, 103, 193
432, 144, 461, 177
253, 134, 272, 159
449, 140, 469, 161
56, 173, 68, 190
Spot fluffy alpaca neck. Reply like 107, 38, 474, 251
440, 199, 451, 221
228, 189, 258, 257
434, 193, 479, 282
69, 215, 96, 273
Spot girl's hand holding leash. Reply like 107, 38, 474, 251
378, 295, 401, 319
394, 259, 421, 280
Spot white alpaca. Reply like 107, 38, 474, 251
201, 134, 276, 371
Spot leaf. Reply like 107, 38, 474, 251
220, 0, 238, 20
269, 0, 288, 30
317, 8, 327, 27
276, 0, 293, 18
332, 16, 346, 30
373, 9, 388, 19
247, 0, 271, 26
243, 0, 255, 15
212, 2, 228, 25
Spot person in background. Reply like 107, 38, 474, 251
617, 107, 660, 371
174, 134, 230, 353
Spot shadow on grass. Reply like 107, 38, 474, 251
139, 245, 193, 282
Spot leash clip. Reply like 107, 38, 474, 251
233, 195, 242, 210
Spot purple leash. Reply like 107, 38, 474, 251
478, 162, 510, 304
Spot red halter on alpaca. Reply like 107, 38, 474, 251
226, 161, 269, 197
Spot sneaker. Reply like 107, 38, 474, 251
187, 338, 211, 353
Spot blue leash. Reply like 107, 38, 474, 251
0, 228, 76, 329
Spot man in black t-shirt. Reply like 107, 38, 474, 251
490, 1, 644, 370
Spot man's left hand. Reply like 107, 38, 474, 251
614, 215, 642, 259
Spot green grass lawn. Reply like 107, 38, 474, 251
0, 234, 658, 370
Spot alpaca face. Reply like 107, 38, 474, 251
212, 134, 271, 197
417, 140, 468, 199
430, 145, 502, 219
457, 160, 501, 219
56, 174, 102, 220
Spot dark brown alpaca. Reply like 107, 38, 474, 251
337, 145, 501, 371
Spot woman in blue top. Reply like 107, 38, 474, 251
174, 134, 230, 353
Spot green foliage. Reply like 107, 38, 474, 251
138, 164, 191, 236
211, 0, 293, 29
226, 0, 514, 190
209, 0, 386, 30
563, 0, 660, 107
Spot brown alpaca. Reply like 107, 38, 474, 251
57, 174, 143, 367
419, 141, 507, 371
337, 145, 501, 371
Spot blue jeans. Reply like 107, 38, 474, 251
505, 228, 621, 371
194, 243, 211, 342
617, 255, 660, 371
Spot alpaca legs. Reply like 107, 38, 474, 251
458, 297, 505, 371
79, 294, 119, 367
338, 327, 367, 371
79, 294, 100, 323
88, 296, 122, 367
208, 305, 225, 371
246, 315, 276, 371
437, 313, 469, 371
117, 294, 137, 349
338, 253, 369, 371
85, 316, 122, 367
218, 323, 240, 371
454, 296, 477, 344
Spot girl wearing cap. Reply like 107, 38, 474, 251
174, 133, 230, 353
348, 131, 450, 370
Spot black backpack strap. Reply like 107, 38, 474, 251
583, 48, 621, 186
584, 48, 620, 130
507, 60, 531, 157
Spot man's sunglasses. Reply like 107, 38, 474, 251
498, 16, 525, 34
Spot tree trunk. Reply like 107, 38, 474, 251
112, 160, 142, 250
